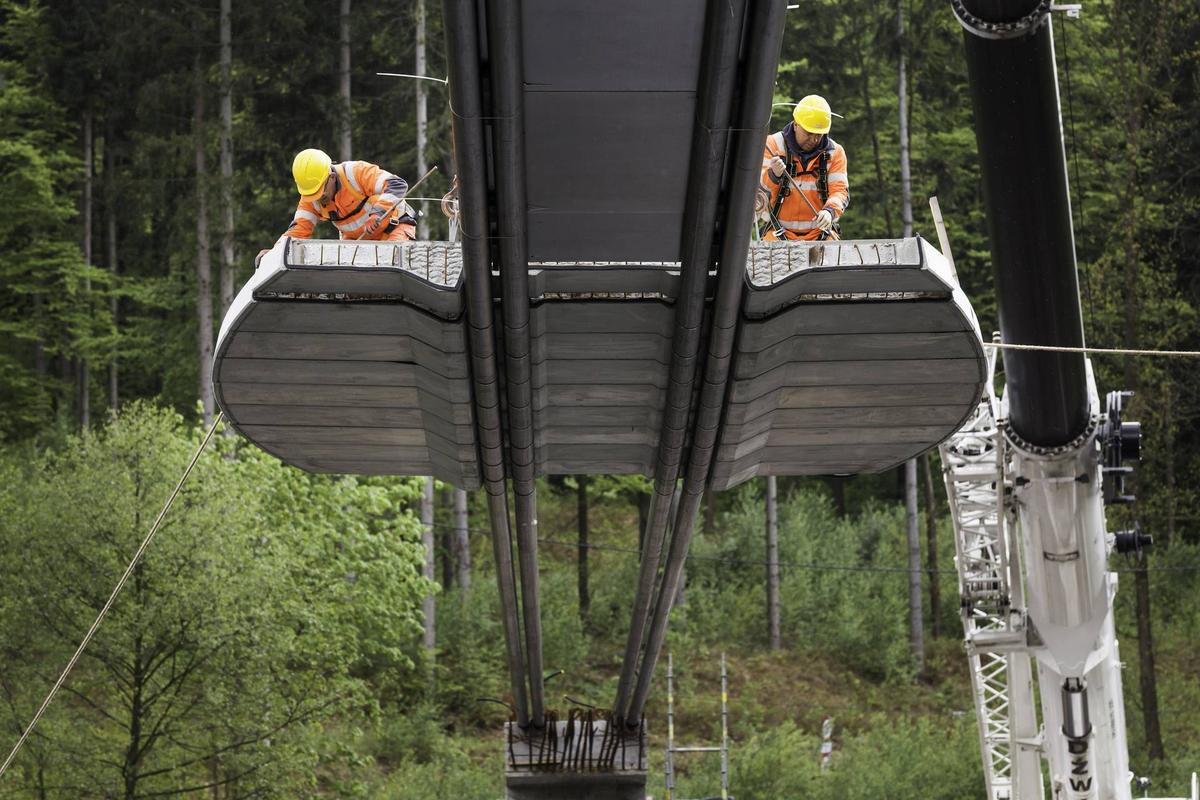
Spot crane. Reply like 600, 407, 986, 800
941, 2, 1197, 798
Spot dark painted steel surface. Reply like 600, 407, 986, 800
628, 0, 788, 722
443, 0, 530, 727
488, 0, 547, 726
614, 0, 746, 724
960, 0, 1089, 446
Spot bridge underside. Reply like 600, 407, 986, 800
214, 236, 985, 490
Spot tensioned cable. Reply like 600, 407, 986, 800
985, 341, 1200, 358
1056, 12, 1095, 331
417, 522, 1200, 574
0, 412, 224, 782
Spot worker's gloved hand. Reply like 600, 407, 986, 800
364, 213, 385, 237
754, 190, 770, 221
768, 156, 787, 180
815, 208, 835, 232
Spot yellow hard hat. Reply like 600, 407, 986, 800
292, 148, 332, 197
793, 95, 833, 134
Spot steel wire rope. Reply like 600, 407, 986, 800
984, 341, 1200, 357
417, 521, 1200, 573
0, 412, 224, 782
1053, 11, 1095, 333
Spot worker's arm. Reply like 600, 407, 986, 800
354, 162, 409, 218
278, 199, 320, 244
824, 146, 849, 220
760, 140, 784, 205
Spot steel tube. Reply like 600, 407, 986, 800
959, 0, 1089, 446
486, 0, 546, 726
613, 0, 745, 723
442, 0, 529, 726
629, 0, 788, 722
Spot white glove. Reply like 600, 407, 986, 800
754, 190, 770, 221
768, 156, 787, 179
815, 208, 835, 232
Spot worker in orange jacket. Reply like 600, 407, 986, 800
271, 149, 417, 250
757, 95, 849, 241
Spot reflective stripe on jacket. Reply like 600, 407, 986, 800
282, 160, 412, 242
759, 125, 849, 241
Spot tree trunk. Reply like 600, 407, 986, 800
1119, 45, 1162, 754
830, 475, 846, 518
440, 488, 454, 588
1135, 562, 1163, 758
766, 476, 781, 650
577, 476, 590, 622
921, 453, 941, 639
1164, 380, 1174, 545
897, 0, 912, 240
454, 488, 470, 590
34, 292, 46, 378
218, 0, 235, 316
898, 1, 921, 674
194, 54, 215, 425
637, 490, 650, 552
80, 111, 93, 429
338, 0, 352, 161
421, 477, 436, 664
859, 55, 895, 238
906, 458, 924, 675
415, 0, 429, 240
105, 123, 119, 411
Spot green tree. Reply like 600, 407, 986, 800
0, 403, 429, 797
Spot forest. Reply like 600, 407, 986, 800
1, 0, 1198, 797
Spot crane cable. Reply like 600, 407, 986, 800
984, 341, 1200, 358
0, 412, 225, 783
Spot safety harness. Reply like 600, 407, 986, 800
764, 132, 835, 241
322, 165, 418, 231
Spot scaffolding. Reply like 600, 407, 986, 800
664, 653, 730, 800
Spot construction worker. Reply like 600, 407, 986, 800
757, 95, 849, 240
270, 149, 417, 251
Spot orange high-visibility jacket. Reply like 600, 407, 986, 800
281, 160, 413, 243
759, 125, 849, 241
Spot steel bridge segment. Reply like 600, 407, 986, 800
711, 236, 987, 488
212, 0, 991, 786
214, 237, 987, 487
212, 240, 480, 487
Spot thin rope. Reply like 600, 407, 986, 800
375, 72, 448, 84
984, 341, 1200, 358
0, 412, 224, 782
416, 522, 1200, 574
1058, 14, 1095, 332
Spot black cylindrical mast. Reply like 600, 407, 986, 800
955, 0, 1089, 446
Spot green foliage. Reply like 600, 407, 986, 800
682, 487, 949, 681
0, 403, 429, 797
0, 0, 1198, 795
719, 716, 984, 800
